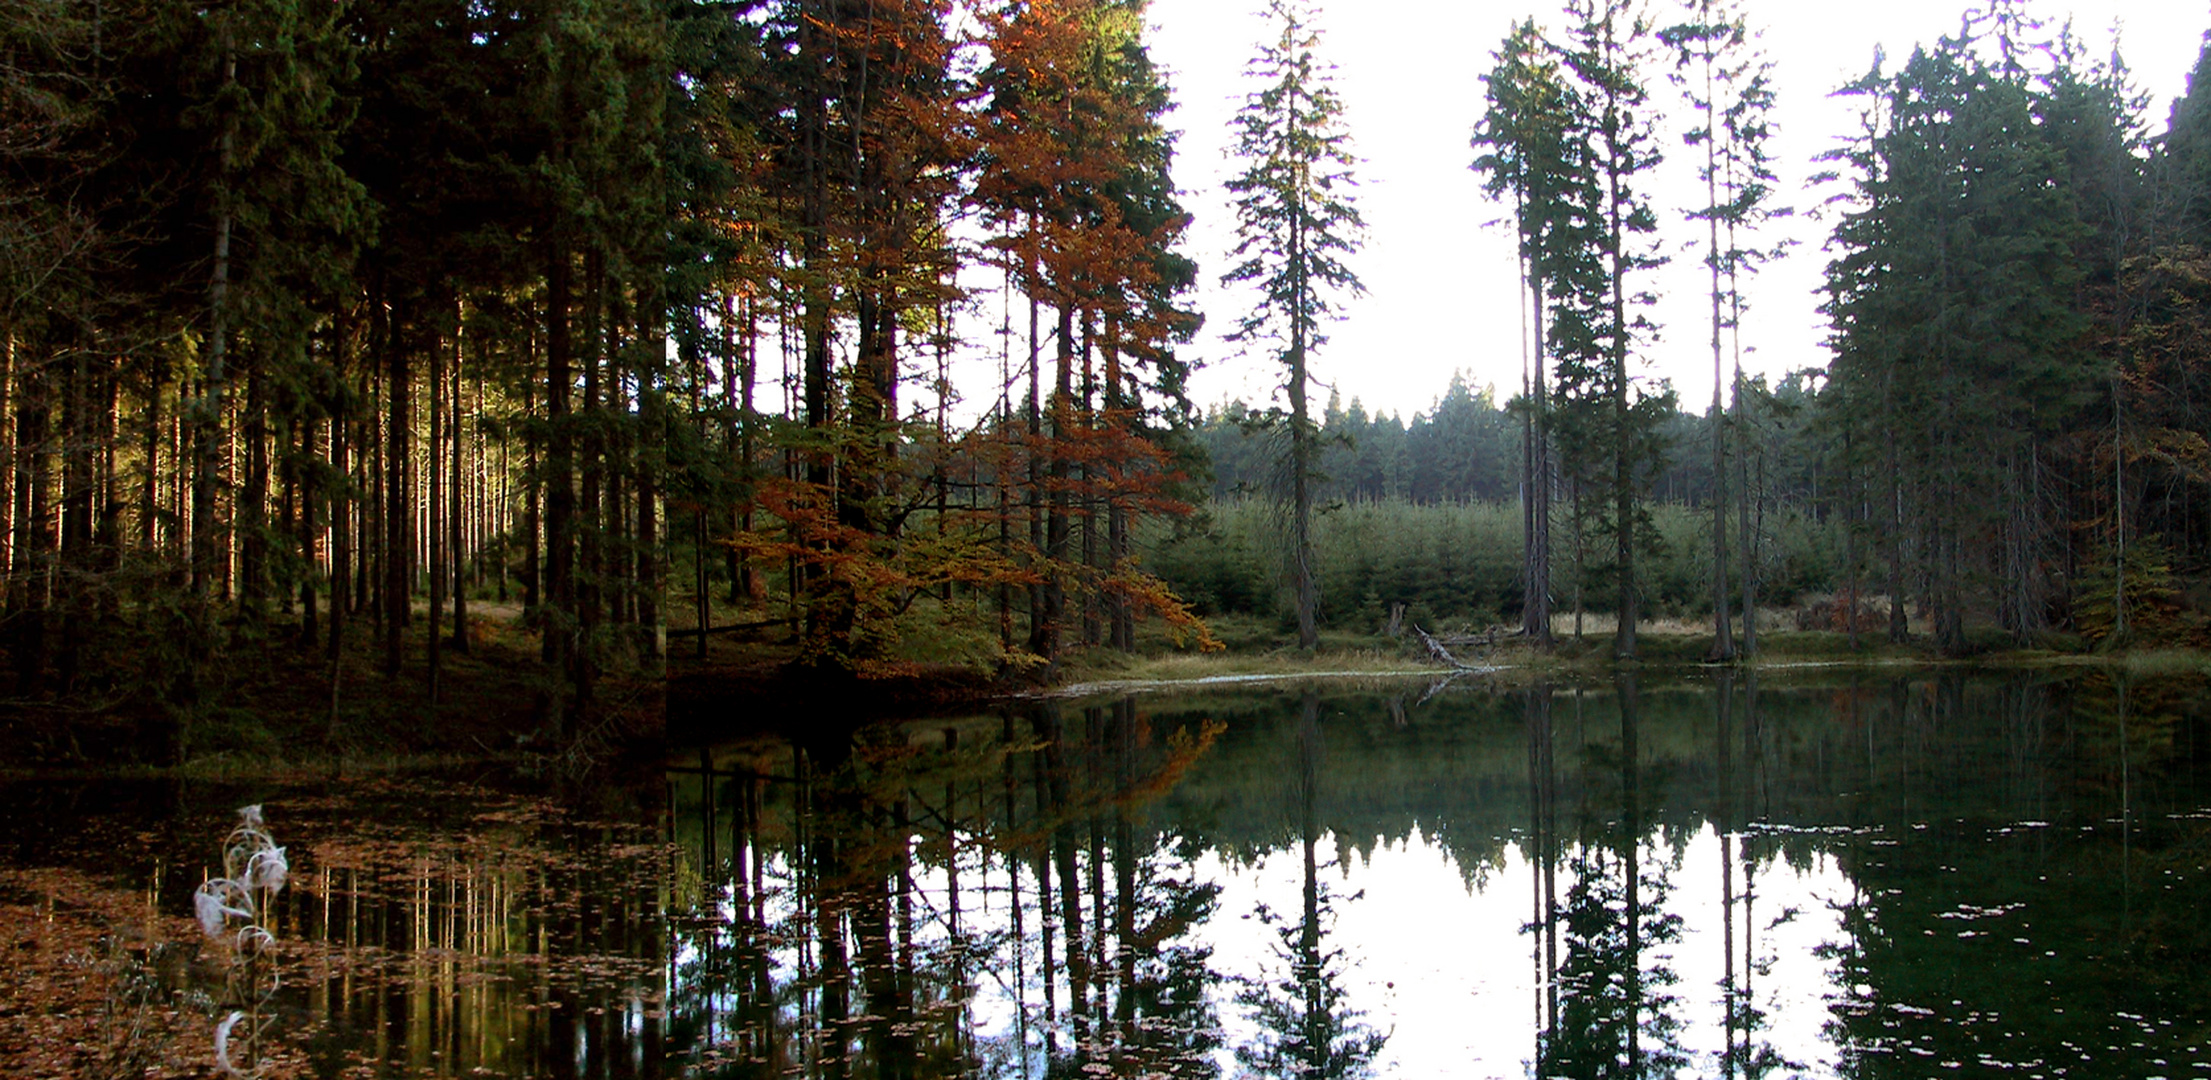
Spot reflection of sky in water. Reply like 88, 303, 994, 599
1205, 827, 1852, 1078
680, 824, 1860, 1076
655, 675, 2211, 1078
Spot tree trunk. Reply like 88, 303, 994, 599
329, 390, 349, 662
1104, 318, 1132, 652
192, 31, 237, 605
428, 312, 445, 701
0, 333, 13, 610
636, 272, 665, 659
544, 245, 575, 734
1733, 371, 1757, 655
300, 409, 321, 650
383, 305, 410, 678
13, 367, 51, 694
1043, 304, 1074, 662
450, 314, 469, 654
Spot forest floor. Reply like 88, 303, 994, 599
0, 600, 664, 776
666, 595, 2211, 741
13, 594, 2200, 771
1052, 610, 2211, 688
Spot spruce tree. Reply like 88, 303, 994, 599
1662, 0, 1782, 658
1223, 0, 1364, 652
1475, 19, 1577, 649
1550, 0, 1670, 659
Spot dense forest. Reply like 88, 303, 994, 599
0, 0, 1217, 743
1186, 0, 2211, 659
7, 0, 2211, 747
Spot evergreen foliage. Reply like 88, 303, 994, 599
1221, 0, 1364, 652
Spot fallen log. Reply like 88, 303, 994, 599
1413, 625, 1474, 669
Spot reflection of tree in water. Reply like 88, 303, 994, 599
1529, 676, 1687, 1080
1816, 672, 2211, 1079
1709, 670, 1794, 1080
1234, 691, 1386, 1080
1035, 699, 1227, 1079
666, 699, 1228, 1079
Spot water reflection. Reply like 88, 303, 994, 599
667, 699, 1232, 1078
5, 671, 2207, 1077
651, 672, 2211, 1079
1231, 691, 1385, 1079
1531, 675, 1688, 1079
685, 672, 2211, 1080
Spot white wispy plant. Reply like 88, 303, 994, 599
195, 803, 285, 1077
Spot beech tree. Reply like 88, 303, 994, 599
1223, 0, 1364, 652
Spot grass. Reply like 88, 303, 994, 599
672, 564, 2211, 699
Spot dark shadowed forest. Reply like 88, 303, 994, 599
7, 0, 2211, 765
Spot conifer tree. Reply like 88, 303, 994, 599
1223, 0, 1363, 652
1824, 28, 2093, 653
1550, 0, 1669, 659
1662, 0, 1781, 658
1475, 19, 1577, 649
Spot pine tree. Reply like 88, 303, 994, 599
1823, 28, 2093, 654
1222, 0, 1364, 652
1662, 0, 1782, 658
1475, 19, 1577, 649
1549, 0, 1670, 659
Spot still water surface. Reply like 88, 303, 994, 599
5, 669, 2210, 1078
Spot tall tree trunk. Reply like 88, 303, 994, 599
0, 333, 13, 610
329, 391, 349, 662
1289, 178, 1317, 653
137, 354, 156, 562
192, 30, 237, 605
450, 312, 469, 654
544, 245, 575, 733
522, 330, 540, 623
1024, 283, 1046, 657
239, 358, 267, 621
300, 409, 321, 650
428, 312, 445, 702
1043, 304, 1073, 662
1737, 370, 1757, 655
57, 352, 93, 691
576, 248, 606, 715
1608, 161, 1636, 661
1522, 258, 1554, 647
383, 306, 410, 678
1104, 318, 1132, 652
636, 272, 666, 659
13, 366, 51, 693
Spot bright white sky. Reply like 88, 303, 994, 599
1144, 0, 2210, 422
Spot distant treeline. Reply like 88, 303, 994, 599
1192, 371, 1830, 511
1148, 496, 1843, 633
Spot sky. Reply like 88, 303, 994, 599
1142, 0, 2211, 422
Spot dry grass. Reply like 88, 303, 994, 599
1055, 645, 1443, 687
